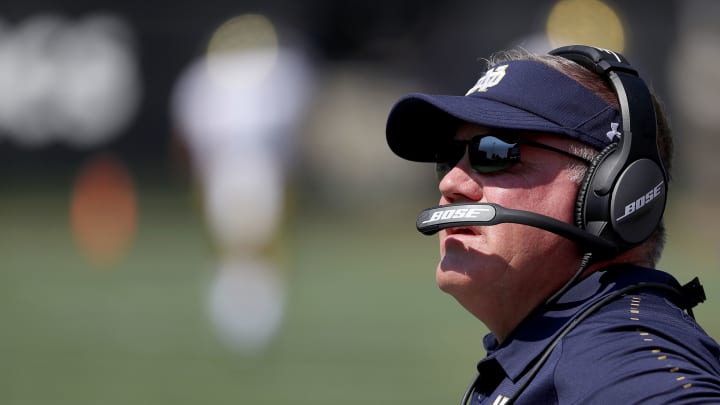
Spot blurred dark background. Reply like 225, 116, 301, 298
0, 0, 683, 171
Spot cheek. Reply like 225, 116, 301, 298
539, 187, 578, 223
494, 182, 578, 223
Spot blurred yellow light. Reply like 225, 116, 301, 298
205, 14, 279, 88
70, 153, 138, 269
207, 14, 278, 56
546, 0, 625, 52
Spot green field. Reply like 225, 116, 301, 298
1, 181, 718, 404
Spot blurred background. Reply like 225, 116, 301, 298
1, 0, 719, 403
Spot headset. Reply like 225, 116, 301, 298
549, 45, 668, 252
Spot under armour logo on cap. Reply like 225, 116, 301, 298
606, 122, 622, 142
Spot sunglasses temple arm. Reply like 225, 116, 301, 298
523, 140, 592, 164
416, 203, 619, 259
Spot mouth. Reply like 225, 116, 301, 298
445, 226, 479, 236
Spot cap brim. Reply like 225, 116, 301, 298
386, 93, 565, 162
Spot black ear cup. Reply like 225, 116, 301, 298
576, 143, 667, 247
608, 157, 667, 244
575, 143, 617, 229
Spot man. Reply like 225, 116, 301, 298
385, 45, 720, 404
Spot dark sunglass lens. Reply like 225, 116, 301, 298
468, 135, 520, 173
434, 135, 522, 180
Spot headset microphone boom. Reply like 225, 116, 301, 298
416, 202, 619, 259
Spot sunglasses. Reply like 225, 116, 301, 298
435, 134, 591, 179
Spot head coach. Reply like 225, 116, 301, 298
385, 45, 720, 404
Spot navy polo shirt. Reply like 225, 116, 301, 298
469, 265, 720, 404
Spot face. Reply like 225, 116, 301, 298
435, 124, 585, 333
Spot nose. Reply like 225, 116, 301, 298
438, 154, 484, 203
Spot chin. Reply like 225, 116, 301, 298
435, 261, 473, 295
436, 247, 508, 298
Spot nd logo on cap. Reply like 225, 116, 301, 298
466, 65, 509, 95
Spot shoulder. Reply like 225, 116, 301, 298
551, 291, 720, 403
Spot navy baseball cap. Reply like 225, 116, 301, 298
386, 60, 621, 162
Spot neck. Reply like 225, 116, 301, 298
484, 252, 651, 344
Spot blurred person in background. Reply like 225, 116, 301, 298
386, 45, 720, 404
